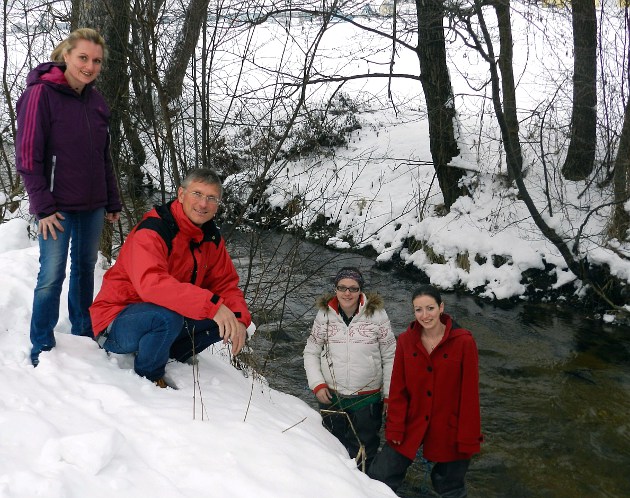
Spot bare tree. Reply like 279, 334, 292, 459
162, 0, 209, 103
451, 0, 628, 306
610, 100, 630, 242
608, 9, 630, 243
414, 0, 467, 209
70, 0, 131, 262
4, 0, 628, 311
493, 0, 522, 182
561, 0, 597, 181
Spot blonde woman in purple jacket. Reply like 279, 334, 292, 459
15, 28, 121, 366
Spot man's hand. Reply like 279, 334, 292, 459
39, 212, 65, 240
213, 304, 247, 355
315, 387, 332, 405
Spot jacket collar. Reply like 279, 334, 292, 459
319, 292, 384, 317
163, 199, 221, 247
40, 66, 69, 85
409, 313, 470, 347
326, 293, 366, 315
29, 62, 94, 97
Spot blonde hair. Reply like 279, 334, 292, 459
50, 28, 107, 63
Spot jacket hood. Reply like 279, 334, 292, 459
317, 292, 384, 317
26, 62, 95, 96
142, 199, 222, 249
26, 62, 65, 86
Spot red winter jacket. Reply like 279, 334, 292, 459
385, 314, 483, 462
90, 200, 251, 335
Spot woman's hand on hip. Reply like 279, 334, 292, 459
39, 212, 65, 240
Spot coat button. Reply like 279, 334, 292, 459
427, 366, 433, 372
443, 353, 448, 359
413, 352, 417, 357
427, 390, 432, 397
425, 415, 429, 421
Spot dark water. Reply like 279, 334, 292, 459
226, 228, 630, 498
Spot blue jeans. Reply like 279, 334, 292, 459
101, 302, 222, 381
30, 209, 105, 362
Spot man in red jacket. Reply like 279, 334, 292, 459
90, 169, 252, 387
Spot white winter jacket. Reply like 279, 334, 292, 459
303, 293, 396, 398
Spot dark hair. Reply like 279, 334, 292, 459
334, 267, 364, 289
181, 168, 223, 197
51, 28, 107, 62
412, 284, 442, 305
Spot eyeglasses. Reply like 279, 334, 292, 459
187, 190, 222, 205
336, 285, 360, 293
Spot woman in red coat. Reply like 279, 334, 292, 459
368, 285, 483, 497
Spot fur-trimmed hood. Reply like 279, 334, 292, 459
316, 292, 384, 317
304, 291, 396, 397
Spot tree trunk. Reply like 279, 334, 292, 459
71, 0, 131, 262
610, 101, 630, 241
162, 0, 210, 103
561, 0, 597, 181
414, 0, 466, 210
127, 0, 211, 186
494, 0, 522, 182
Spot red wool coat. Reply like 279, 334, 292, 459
385, 314, 483, 461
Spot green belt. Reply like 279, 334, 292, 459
329, 391, 381, 412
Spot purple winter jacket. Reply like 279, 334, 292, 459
15, 62, 121, 219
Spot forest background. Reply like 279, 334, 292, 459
1, 0, 630, 327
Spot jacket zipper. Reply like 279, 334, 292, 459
189, 241, 199, 284
50, 155, 56, 192
84, 101, 94, 209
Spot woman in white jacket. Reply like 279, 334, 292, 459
303, 267, 396, 470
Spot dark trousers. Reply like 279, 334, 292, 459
320, 400, 383, 470
103, 303, 222, 380
169, 318, 222, 363
368, 443, 470, 497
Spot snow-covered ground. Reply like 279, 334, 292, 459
0, 218, 394, 498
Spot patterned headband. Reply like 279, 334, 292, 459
334, 268, 364, 288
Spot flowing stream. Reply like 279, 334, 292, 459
226, 227, 630, 498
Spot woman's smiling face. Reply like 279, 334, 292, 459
63, 39, 103, 92
413, 294, 444, 332
335, 278, 361, 313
